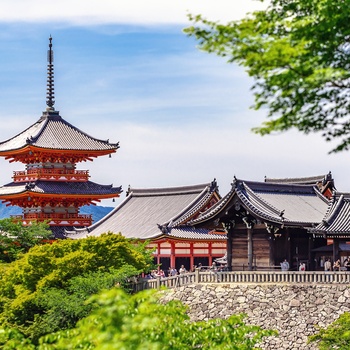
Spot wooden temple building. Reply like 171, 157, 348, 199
188, 174, 334, 271
67, 180, 226, 271
309, 192, 350, 268
0, 37, 121, 237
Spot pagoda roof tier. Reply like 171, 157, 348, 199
0, 110, 119, 163
0, 180, 121, 206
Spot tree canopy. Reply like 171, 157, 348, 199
308, 312, 350, 349
37, 288, 276, 350
0, 219, 52, 262
185, 0, 350, 153
0, 233, 154, 343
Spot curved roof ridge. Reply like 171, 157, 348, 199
235, 188, 283, 225
242, 179, 317, 193
165, 185, 215, 227
264, 174, 327, 184
240, 181, 282, 217
321, 193, 344, 226
0, 118, 46, 149
41, 112, 119, 148
130, 183, 211, 197
188, 185, 236, 225
313, 186, 331, 204
0, 180, 122, 197
0, 111, 119, 153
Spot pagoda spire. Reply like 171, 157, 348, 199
46, 35, 55, 110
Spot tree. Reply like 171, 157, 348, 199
0, 327, 36, 350
38, 288, 276, 350
308, 312, 350, 349
0, 219, 52, 262
0, 233, 154, 343
185, 0, 350, 153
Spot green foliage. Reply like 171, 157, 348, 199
185, 0, 350, 153
0, 218, 52, 262
0, 327, 35, 350
309, 312, 350, 349
0, 233, 153, 343
38, 288, 276, 350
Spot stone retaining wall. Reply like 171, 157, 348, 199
160, 283, 350, 349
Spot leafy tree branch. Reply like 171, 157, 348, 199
185, 0, 350, 152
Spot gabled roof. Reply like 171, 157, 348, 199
189, 178, 329, 228
265, 172, 335, 198
0, 180, 121, 197
66, 180, 224, 241
264, 174, 328, 185
0, 110, 119, 154
309, 193, 350, 237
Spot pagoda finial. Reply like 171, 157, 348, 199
46, 35, 55, 110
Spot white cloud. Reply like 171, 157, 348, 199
0, 0, 347, 212
0, 0, 267, 25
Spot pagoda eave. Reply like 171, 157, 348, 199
0, 192, 120, 201
0, 192, 120, 208
1, 145, 117, 163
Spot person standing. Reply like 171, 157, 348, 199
281, 259, 289, 271
170, 267, 177, 276
324, 258, 331, 271
179, 265, 186, 274
333, 259, 341, 271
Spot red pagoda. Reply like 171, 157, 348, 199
0, 37, 121, 237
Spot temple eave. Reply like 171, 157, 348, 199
0, 146, 117, 163
0, 193, 120, 208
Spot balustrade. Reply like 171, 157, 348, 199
130, 270, 350, 293
13, 169, 89, 182
11, 212, 92, 226
23, 212, 91, 220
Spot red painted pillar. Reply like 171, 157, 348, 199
208, 242, 212, 265
170, 241, 175, 268
190, 243, 194, 270
157, 242, 161, 267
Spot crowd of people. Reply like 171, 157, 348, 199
143, 257, 350, 280
323, 258, 350, 271
280, 257, 350, 272
144, 262, 228, 279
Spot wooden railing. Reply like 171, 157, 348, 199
11, 213, 92, 226
22, 212, 92, 221
130, 270, 350, 293
13, 169, 89, 182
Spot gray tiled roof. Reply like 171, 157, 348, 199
0, 110, 119, 152
167, 227, 226, 240
66, 181, 222, 240
309, 193, 350, 236
264, 174, 328, 185
241, 181, 329, 225
0, 180, 122, 196
189, 179, 329, 227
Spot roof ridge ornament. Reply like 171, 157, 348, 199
46, 35, 55, 111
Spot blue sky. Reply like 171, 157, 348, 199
0, 0, 348, 207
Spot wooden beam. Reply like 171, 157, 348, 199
247, 228, 253, 271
